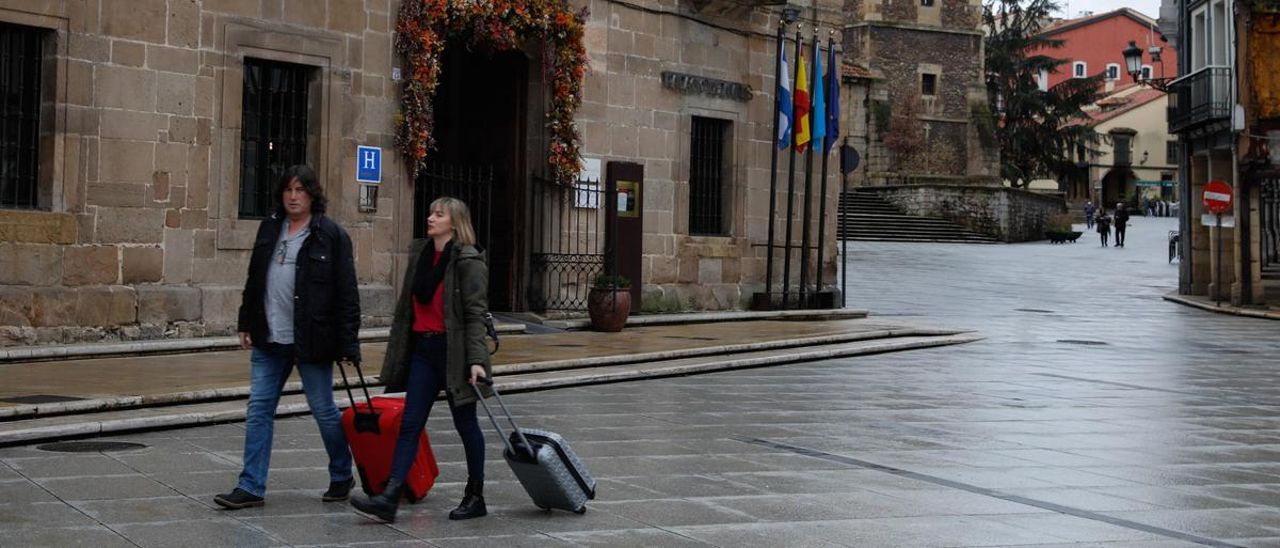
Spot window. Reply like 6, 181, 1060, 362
688, 117, 729, 236
1167, 141, 1178, 164
1112, 134, 1132, 166
921, 0, 934, 5
1038, 69, 1049, 91
0, 23, 45, 209
239, 58, 315, 219
1073, 61, 1087, 78
1191, 6, 1208, 70
1141, 65, 1152, 81
921, 73, 937, 96
1105, 63, 1120, 81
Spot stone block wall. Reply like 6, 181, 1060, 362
870, 183, 1068, 242
0, 0, 401, 346
579, 0, 844, 311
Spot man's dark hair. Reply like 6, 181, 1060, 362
273, 164, 327, 215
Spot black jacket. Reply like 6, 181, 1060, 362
237, 213, 361, 363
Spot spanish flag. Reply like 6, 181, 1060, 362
794, 51, 811, 153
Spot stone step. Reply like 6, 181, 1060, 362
0, 332, 980, 446
0, 319, 896, 423
841, 236, 999, 244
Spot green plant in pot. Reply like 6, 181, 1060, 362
588, 274, 632, 332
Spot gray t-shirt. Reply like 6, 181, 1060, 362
265, 222, 311, 344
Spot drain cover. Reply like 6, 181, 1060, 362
2, 394, 87, 404
1015, 309, 1055, 314
37, 441, 146, 453
1057, 339, 1108, 346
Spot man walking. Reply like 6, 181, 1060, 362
215, 165, 361, 509
1114, 202, 1130, 248
1085, 201, 1096, 230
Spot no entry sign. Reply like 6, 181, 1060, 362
1203, 180, 1233, 215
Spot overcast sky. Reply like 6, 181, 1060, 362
1056, 0, 1162, 19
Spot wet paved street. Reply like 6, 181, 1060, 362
7, 216, 1280, 547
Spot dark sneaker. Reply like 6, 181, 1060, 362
322, 478, 355, 502
214, 488, 264, 509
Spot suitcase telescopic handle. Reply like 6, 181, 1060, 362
336, 358, 376, 416
472, 377, 537, 460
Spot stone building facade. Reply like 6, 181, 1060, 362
0, 0, 853, 346
842, 0, 998, 186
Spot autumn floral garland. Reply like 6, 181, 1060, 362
396, 0, 589, 184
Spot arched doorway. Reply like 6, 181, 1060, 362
1100, 168, 1136, 208
413, 44, 532, 311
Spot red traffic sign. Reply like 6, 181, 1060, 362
1203, 180, 1233, 215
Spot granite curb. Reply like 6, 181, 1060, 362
0, 309, 868, 363
1163, 293, 1280, 321
0, 332, 979, 446
0, 325, 959, 421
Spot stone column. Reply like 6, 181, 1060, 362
1189, 155, 1211, 295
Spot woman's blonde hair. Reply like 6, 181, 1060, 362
431, 196, 477, 247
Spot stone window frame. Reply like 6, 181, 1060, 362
1141, 65, 1153, 81
675, 107, 743, 241
1073, 61, 1087, 79
213, 21, 345, 251
0, 8, 67, 214
1105, 63, 1120, 81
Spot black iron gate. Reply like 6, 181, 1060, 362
1261, 178, 1280, 269
528, 174, 613, 311
412, 161, 494, 245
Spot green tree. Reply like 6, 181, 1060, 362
984, 0, 1103, 188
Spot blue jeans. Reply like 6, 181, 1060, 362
389, 334, 486, 483
237, 343, 352, 497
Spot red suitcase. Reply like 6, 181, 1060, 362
337, 360, 439, 502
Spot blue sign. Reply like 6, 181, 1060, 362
356, 146, 381, 184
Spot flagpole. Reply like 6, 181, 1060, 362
799, 31, 817, 309
816, 31, 835, 305
765, 18, 785, 308
782, 27, 802, 310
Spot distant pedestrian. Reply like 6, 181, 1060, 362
215, 165, 361, 510
1097, 210, 1112, 247
1085, 201, 1096, 229
1114, 202, 1130, 247
1146, 199, 1156, 217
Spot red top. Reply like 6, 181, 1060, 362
412, 251, 446, 333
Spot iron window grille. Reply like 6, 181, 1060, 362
1113, 135, 1132, 166
689, 117, 730, 236
1166, 141, 1178, 164
921, 73, 938, 96
239, 58, 314, 219
0, 23, 44, 209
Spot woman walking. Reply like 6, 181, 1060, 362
350, 197, 493, 523
1097, 209, 1112, 247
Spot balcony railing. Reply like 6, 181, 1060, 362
1167, 66, 1231, 134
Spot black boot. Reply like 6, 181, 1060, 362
350, 478, 404, 523
448, 478, 487, 520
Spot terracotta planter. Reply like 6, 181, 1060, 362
587, 287, 631, 332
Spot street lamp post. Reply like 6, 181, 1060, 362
1122, 40, 1174, 92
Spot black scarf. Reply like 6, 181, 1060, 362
412, 240, 453, 304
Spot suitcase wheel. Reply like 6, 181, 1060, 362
573, 506, 587, 515
535, 504, 550, 511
